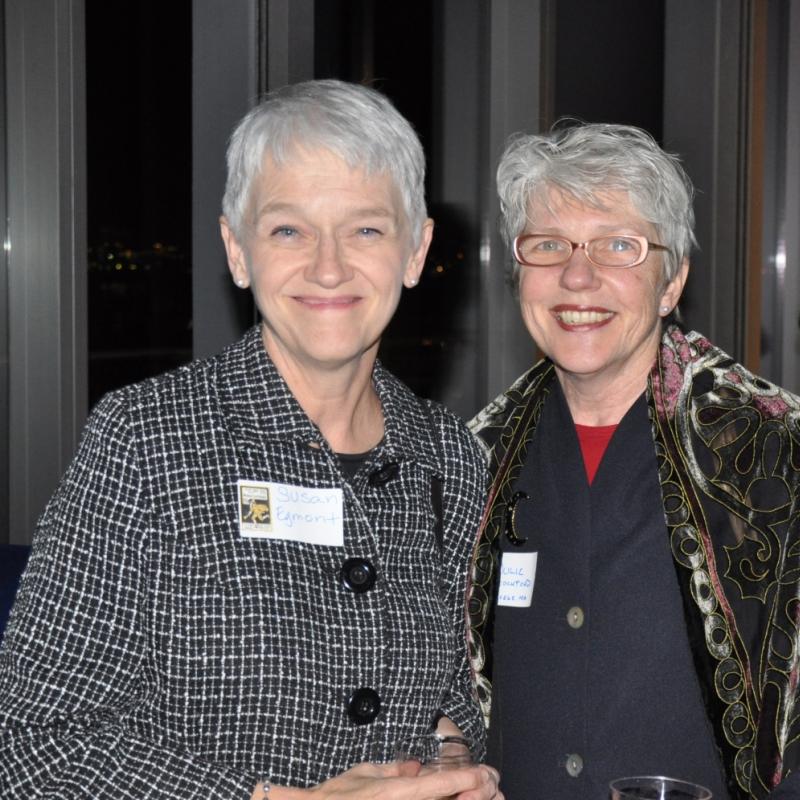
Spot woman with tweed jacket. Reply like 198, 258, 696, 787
0, 80, 500, 800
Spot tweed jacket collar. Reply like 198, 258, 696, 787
213, 325, 439, 470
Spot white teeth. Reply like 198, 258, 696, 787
556, 310, 613, 325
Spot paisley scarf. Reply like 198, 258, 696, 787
468, 326, 800, 798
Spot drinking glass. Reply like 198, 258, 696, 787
393, 733, 474, 771
609, 776, 712, 800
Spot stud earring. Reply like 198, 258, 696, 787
660, 305, 670, 314
408, 278, 417, 287
236, 278, 246, 288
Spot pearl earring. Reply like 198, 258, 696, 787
660, 305, 670, 314
236, 279, 246, 288
408, 278, 417, 287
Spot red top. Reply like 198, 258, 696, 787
574, 423, 618, 484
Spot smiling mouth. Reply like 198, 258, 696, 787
296, 295, 360, 308
554, 308, 614, 325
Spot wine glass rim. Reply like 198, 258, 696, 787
609, 775, 712, 797
398, 733, 473, 746
393, 732, 475, 765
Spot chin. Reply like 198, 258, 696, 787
552, 353, 613, 377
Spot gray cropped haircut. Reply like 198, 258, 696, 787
222, 79, 427, 245
496, 122, 697, 283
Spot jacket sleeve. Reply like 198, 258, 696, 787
430, 405, 488, 759
0, 393, 258, 800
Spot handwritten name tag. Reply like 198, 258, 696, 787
237, 479, 344, 547
497, 552, 537, 607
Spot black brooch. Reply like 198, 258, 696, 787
505, 490, 530, 547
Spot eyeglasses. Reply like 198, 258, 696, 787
513, 234, 670, 268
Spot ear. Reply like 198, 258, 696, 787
403, 218, 434, 288
219, 216, 250, 289
659, 257, 689, 315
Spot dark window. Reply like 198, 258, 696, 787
554, 0, 665, 139
86, 1, 192, 407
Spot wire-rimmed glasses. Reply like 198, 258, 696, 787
513, 234, 670, 269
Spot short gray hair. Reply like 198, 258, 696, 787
496, 122, 697, 283
222, 79, 427, 245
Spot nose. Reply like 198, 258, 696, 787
559, 245, 599, 291
304, 234, 352, 287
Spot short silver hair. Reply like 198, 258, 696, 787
496, 122, 697, 283
222, 79, 427, 245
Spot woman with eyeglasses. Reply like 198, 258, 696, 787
468, 123, 800, 799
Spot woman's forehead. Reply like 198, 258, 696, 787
526, 187, 655, 233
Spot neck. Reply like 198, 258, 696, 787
556, 324, 664, 425
309, 384, 384, 454
557, 360, 653, 426
262, 328, 384, 454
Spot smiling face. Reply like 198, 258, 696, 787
220, 147, 432, 382
518, 189, 688, 409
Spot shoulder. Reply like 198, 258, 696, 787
373, 363, 485, 478
73, 333, 263, 480
657, 327, 800, 419
426, 398, 486, 465
469, 358, 555, 457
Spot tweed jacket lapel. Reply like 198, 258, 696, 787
214, 326, 320, 450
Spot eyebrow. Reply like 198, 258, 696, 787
255, 202, 397, 220
532, 222, 651, 236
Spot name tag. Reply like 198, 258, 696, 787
497, 552, 537, 607
237, 479, 344, 547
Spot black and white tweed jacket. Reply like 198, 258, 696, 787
0, 327, 487, 799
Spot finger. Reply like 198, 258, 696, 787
396, 759, 423, 778
480, 765, 500, 785
485, 766, 501, 794
413, 765, 485, 798
452, 766, 501, 800
349, 760, 398, 779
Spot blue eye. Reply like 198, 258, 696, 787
539, 239, 562, 251
609, 237, 635, 251
532, 238, 568, 252
357, 227, 381, 237
271, 226, 298, 238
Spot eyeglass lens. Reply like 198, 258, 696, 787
517, 235, 645, 267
